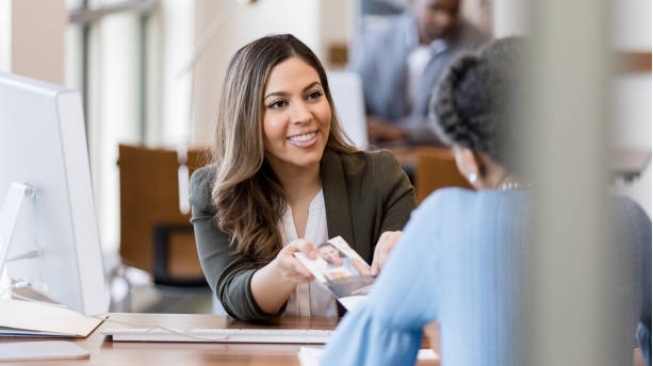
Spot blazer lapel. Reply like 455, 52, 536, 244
320, 149, 355, 245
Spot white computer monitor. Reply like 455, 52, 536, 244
0, 71, 109, 316
327, 71, 369, 150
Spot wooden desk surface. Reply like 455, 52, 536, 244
0, 313, 439, 366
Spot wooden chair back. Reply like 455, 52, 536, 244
414, 147, 473, 204
117, 144, 209, 285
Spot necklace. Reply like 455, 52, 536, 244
499, 180, 531, 191
496, 173, 531, 190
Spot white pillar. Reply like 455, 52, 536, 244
524, 0, 620, 365
493, 0, 529, 37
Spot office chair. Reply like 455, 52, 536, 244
414, 147, 473, 204
116, 144, 209, 297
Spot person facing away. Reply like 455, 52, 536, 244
348, 0, 490, 146
189, 34, 415, 322
321, 37, 651, 366
317, 242, 373, 277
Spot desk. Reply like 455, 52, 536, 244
386, 145, 448, 169
384, 146, 470, 202
0, 313, 439, 366
388, 146, 651, 183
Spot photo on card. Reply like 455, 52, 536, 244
294, 236, 375, 310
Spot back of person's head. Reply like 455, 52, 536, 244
429, 37, 526, 172
430, 36, 526, 174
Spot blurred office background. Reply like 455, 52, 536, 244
2, 0, 648, 257
1, 0, 650, 337
1, 1, 651, 363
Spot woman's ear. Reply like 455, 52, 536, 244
452, 145, 480, 186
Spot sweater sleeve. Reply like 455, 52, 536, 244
189, 167, 284, 321
321, 192, 443, 366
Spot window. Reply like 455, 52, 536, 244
66, 0, 160, 253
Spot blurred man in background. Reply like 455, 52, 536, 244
349, 0, 490, 146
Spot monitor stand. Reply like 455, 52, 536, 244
0, 183, 99, 362
0, 185, 91, 362
0, 183, 37, 293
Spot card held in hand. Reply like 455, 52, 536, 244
294, 236, 374, 310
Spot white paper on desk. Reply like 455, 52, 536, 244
0, 341, 90, 361
297, 347, 438, 365
297, 346, 323, 366
0, 298, 104, 337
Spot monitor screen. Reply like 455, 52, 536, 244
0, 71, 109, 316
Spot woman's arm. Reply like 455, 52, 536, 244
190, 167, 262, 320
191, 167, 296, 321
250, 239, 317, 314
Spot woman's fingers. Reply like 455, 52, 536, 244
370, 230, 402, 276
296, 240, 317, 260
275, 239, 316, 282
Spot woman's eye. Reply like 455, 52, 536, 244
307, 91, 323, 100
267, 100, 287, 109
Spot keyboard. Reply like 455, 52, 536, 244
102, 327, 334, 344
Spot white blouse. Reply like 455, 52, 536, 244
279, 189, 337, 317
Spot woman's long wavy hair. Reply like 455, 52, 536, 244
211, 34, 357, 264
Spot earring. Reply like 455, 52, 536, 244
468, 172, 478, 184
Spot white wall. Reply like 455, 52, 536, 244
493, 0, 528, 37
160, 0, 195, 149
610, 0, 651, 51
92, 14, 145, 254
0, 0, 66, 83
190, 0, 318, 146
319, 0, 354, 68
186, 0, 351, 147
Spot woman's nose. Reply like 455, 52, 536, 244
291, 101, 311, 124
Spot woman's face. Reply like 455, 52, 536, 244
318, 245, 342, 265
262, 56, 331, 175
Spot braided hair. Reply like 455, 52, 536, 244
430, 37, 525, 174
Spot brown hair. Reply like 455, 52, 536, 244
211, 34, 356, 264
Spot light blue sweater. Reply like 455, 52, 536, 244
321, 188, 651, 366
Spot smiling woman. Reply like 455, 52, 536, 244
188, 34, 416, 322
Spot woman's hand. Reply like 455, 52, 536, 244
251, 239, 318, 314
271, 239, 317, 284
370, 230, 402, 276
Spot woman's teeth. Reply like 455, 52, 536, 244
288, 132, 316, 143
